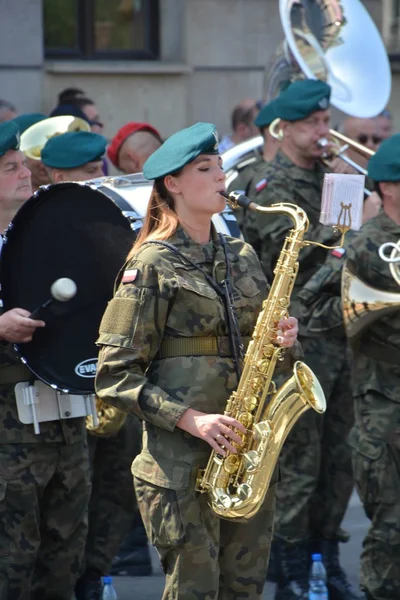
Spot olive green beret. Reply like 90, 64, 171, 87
143, 122, 219, 180
368, 134, 400, 182
277, 79, 331, 121
42, 131, 107, 168
0, 120, 20, 158
254, 97, 280, 128
13, 113, 47, 134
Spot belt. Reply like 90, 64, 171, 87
0, 364, 32, 386
156, 336, 251, 359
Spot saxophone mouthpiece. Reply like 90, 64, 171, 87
220, 190, 255, 211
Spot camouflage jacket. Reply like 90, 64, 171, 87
0, 341, 86, 444
297, 232, 359, 339
227, 153, 265, 231
95, 226, 300, 489
344, 210, 400, 400
242, 150, 337, 330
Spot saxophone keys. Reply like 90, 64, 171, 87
237, 482, 252, 501
243, 450, 260, 472
223, 454, 240, 474
254, 421, 273, 442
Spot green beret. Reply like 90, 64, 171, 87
277, 79, 331, 121
143, 122, 219, 180
0, 121, 20, 158
368, 134, 400, 182
254, 97, 280, 128
42, 131, 107, 169
13, 113, 47, 134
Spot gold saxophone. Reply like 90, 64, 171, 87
86, 397, 127, 437
196, 194, 326, 520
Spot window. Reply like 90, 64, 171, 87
44, 0, 159, 60
383, 0, 400, 55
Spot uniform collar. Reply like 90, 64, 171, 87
275, 149, 326, 184
375, 208, 400, 235
168, 224, 220, 264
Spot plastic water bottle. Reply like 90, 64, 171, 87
308, 553, 328, 600
102, 575, 118, 600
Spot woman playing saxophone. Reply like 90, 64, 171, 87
94, 122, 299, 599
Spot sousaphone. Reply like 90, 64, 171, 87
223, 0, 391, 178
20, 115, 91, 160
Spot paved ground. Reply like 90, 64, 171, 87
111, 490, 368, 599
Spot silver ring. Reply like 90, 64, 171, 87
216, 434, 223, 441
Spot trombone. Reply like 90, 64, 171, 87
269, 118, 374, 194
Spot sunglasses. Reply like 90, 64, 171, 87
357, 134, 382, 145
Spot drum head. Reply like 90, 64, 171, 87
1, 182, 135, 394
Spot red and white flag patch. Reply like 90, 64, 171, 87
255, 178, 268, 193
122, 269, 138, 283
331, 247, 346, 258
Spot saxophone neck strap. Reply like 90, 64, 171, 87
142, 237, 244, 380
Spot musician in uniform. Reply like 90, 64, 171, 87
302, 134, 400, 600
107, 122, 162, 174
14, 113, 49, 193
95, 122, 300, 599
38, 128, 146, 599
242, 79, 362, 600
41, 131, 106, 183
227, 97, 280, 230
0, 121, 92, 600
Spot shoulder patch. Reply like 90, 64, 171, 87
122, 269, 138, 283
255, 178, 268, 193
331, 247, 346, 258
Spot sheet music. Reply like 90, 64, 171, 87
320, 173, 365, 231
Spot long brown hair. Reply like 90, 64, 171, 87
127, 177, 180, 259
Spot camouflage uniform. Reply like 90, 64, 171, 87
344, 211, 400, 599
227, 153, 264, 230
81, 415, 141, 578
243, 150, 357, 595
95, 225, 299, 599
0, 345, 91, 600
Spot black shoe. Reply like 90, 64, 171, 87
321, 539, 365, 600
111, 545, 152, 577
273, 540, 309, 600
75, 575, 103, 600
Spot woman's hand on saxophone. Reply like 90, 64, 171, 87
276, 316, 298, 348
176, 409, 246, 456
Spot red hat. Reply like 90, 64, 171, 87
107, 122, 162, 168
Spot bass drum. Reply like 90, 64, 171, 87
0, 174, 241, 395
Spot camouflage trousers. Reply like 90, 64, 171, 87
274, 337, 354, 542
83, 415, 141, 575
0, 441, 91, 600
134, 471, 277, 599
349, 390, 400, 600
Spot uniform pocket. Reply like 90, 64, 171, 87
98, 287, 149, 348
133, 477, 186, 548
175, 270, 217, 300
131, 451, 191, 490
234, 272, 262, 298
349, 427, 397, 506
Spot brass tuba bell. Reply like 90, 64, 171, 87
379, 240, 400, 287
342, 259, 400, 341
20, 115, 91, 160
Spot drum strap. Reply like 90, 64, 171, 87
0, 364, 32, 386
